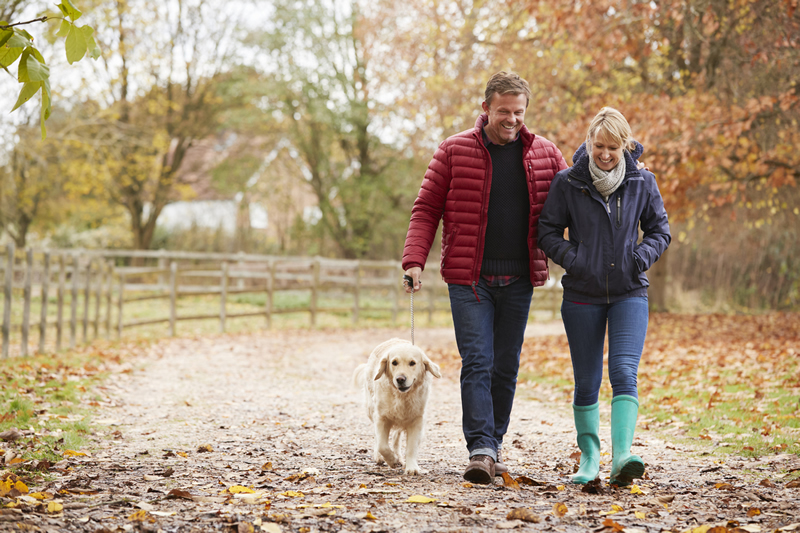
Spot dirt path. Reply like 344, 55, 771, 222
10, 325, 800, 532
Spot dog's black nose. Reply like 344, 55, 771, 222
396, 375, 406, 385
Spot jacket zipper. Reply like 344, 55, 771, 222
472, 281, 480, 302
616, 194, 622, 228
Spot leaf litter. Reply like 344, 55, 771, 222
0, 319, 798, 532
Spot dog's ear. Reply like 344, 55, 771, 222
373, 352, 390, 381
423, 354, 442, 378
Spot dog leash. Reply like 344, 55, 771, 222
402, 274, 415, 345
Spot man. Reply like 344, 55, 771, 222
402, 71, 567, 484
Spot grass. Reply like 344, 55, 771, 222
0, 346, 127, 464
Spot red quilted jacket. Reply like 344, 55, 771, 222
402, 114, 567, 288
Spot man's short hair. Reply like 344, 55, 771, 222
484, 71, 531, 108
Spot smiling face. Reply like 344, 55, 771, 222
481, 92, 528, 145
590, 129, 624, 171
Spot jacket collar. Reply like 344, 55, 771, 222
570, 140, 644, 184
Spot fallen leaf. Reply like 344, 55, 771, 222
581, 478, 605, 494
261, 524, 282, 533
228, 485, 256, 494
166, 489, 194, 500
501, 473, 520, 490
46, 501, 63, 514
515, 476, 545, 486
507, 508, 540, 522
603, 518, 625, 532
128, 510, 150, 521
552, 502, 568, 517
786, 479, 800, 488
62, 450, 87, 457
714, 482, 733, 490
363, 511, 378, 520
29, 492, 53, 500
635, 511, 646, 519
630, 485, 646, 494
237, 523, 255, 533
406, 495, 437, 504
759, 478, 775, 488
600, 504, 624, 515
261, 462, 274, 471
279, 491, 304, 498
748, 508, 762, 517
462, 483, 473, 488
197, 444, 214, 453
0, 428, 23, 442
569, 451, 582, 463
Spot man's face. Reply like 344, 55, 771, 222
481, 92, 527, 145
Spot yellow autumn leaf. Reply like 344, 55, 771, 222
635, 511, 646, 519
279, 491, 304, 498
14, 480, 29, 494
62, 450, 87, 457
30, 492, 53, 500
630, 485, 644, 494
552, 502, 568, 517
406, 495, 437, 503
556, 485, 565, 491
364, 511, 378, 520
128, 510, 150, 521
228, 485, 255, 494
47, 501, 63, 513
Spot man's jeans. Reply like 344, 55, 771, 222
561, 297, 649, 406
448, 277, 533, 460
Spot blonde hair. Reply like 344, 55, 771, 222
586, 107, 636, 151
484, 71, 531, 108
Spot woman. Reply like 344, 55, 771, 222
538, 107, 670, 486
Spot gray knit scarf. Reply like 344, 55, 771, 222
588, 155, 625, 200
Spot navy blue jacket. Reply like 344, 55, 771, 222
538, 142, 671, 304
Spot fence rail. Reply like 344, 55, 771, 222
1, 244, 563, 358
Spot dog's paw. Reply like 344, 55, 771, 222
404, 463, 424, 475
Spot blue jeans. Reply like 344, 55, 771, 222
448, 277, 533, 460
561, 297, 648, 406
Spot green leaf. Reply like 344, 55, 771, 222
17, 29, 34, 41
11, 81, 41, 112
40, 78, 51, 139
6, 32, 31, 48
65, 24, 86, 64
0, 45, 22, 68
80, 25, 100, 59
0, 29, 12, 48
24, 52, 49, 82
17, 49, 30, 81
57, 19, 71, 38
58, 0, 82, 21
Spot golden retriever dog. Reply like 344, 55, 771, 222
353, 338, 441, 475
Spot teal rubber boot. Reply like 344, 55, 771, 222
571, 403, 600, 484
609, 395, 645, 486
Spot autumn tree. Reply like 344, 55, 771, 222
244, 0, 418, 259
76, 0, 246, 251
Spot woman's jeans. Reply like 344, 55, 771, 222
561, 297, 649, 406
448, 277, 533, 460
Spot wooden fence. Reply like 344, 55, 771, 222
0, 244, 563, 358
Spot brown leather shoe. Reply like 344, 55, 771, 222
464, 455, 495, 484
494, 449, 508, 476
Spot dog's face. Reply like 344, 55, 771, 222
374, 344, 441, 393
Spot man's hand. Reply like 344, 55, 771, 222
404, 267, 422, 293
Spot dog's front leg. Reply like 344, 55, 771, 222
375, 418, 400, 467
403, 419, 425, 475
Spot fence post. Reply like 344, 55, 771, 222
82, 258, 91, 343
157, 249, 167, 289
2, 242, 15, 359
117, 274, 125, 340
236, 251, 245, 290
39, 251, 50, 354
220, 262, 228, 333
20, 248, 33, 357
105, 260, 113, 339
93, 260, 102, 340
310, 259, 320, 328
353, 262, 361, 324
169, 261, 177, 337
266, 260, 275, 329
56, 253, 65, 351
70, 254, 78, 349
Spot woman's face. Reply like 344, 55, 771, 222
590, 130, 624, 171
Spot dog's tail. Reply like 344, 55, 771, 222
353, 363, 367, 390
